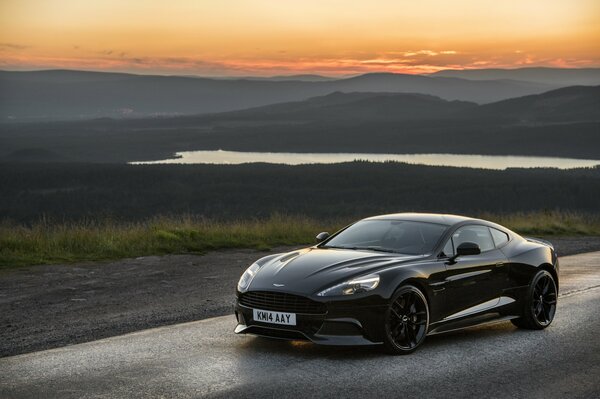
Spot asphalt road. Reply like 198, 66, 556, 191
3, 237, 600, 357
1, 252, 600, 398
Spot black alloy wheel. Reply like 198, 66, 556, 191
383, 285, 429, 354
512, 270, 557, 329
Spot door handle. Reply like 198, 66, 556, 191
495, 262, 504, 267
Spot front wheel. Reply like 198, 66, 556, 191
511, 270, 557, 330
382, 285, 429, 355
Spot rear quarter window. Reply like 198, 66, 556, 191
490, 228, 509, 247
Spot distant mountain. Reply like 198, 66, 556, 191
469, 85, 600, 122
490, 85, 600, 120
202, 85, 599, 124
326, 73, 549, 104
218, 91, 477, 121
0, 69, 555, 121
231, 74, 337, 82
431, 67, 600, 87
1, 85, 598, 162
0, 69, 138, 83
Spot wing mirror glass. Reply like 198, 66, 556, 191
316, 232, 330, 243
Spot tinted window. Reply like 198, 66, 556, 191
490, 228, 509, 247
452, 225, 495, 252
324, 220, 448, 255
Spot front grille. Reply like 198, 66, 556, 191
239, 291, 326, 314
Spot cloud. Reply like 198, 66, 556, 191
0, 43, 30, 51
1, 50, 598, 77
403, 50, 438, 57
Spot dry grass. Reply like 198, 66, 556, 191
0, 215, 341, 268
481, 211, 600, 236
1, 211, 599, 268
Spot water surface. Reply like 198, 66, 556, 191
133, 150, 600, 170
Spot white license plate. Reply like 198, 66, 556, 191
253, 308, 296, 326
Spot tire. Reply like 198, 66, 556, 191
511, 270, 557, 330
382, 285, 429, 355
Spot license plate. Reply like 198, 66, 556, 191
252, 308, 296, 326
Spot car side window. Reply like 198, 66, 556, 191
442, 239, 454, 257
490, 227, 509, 247
452, 225, 495, 253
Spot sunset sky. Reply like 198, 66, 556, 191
1, 0, 599, 77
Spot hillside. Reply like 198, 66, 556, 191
470, 85, 600, 122
431, 67, 600, 86
148, 84, 600, 124
0, 69, 554, 121
1, 85, 598, 162
218, 92, 477, 121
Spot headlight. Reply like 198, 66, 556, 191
237, 263, 260, 292
317, 274, 380, 297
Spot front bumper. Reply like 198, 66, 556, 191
234, 293, 387, 346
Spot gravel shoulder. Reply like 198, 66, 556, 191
1, 237, 600, 358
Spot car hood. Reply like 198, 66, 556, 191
248, 247, 423, 295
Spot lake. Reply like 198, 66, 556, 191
133, 150, 600, 170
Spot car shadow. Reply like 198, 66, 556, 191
234, 320, 523, 360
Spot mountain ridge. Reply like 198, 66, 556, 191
431, 67, 600, 86
2, 84, 597, 163
191, 85, 600, 124
0, 69, 557, 121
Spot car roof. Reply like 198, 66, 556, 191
363, 212, 475, 226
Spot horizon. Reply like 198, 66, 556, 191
1, 0, 599, 77
2, 65, 600, 80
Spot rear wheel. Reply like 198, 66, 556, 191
383, 285, 429, 355
511, 270, 557, 330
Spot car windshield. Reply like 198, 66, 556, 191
322, 219, 448, 255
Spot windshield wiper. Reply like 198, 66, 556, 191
353, 246, 404, 254
322, 245, 358, 250
323, 245, 405, 254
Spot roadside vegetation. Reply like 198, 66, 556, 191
1, 162, 599, 268
1, 212, 599, 268
0, 215, 337, 268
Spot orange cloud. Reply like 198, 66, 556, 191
2, 51, 598, 77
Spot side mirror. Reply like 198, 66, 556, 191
446, 242, 481, 264
456, 242, 481, 256
316, 232, 330, 243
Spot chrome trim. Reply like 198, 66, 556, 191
428, 315, 519, 336
443, 296, 515, 321
446, 269, 491, 282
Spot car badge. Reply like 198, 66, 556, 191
273, 283, 285, 287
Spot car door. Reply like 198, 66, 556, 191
438, 225, 509, 321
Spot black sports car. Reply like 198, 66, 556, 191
234, 213, 559, 354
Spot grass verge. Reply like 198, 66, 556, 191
1, 212, 599, 268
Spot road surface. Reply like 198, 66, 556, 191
1, 252, 600, 398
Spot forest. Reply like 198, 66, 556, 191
1, 161, 599, 224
